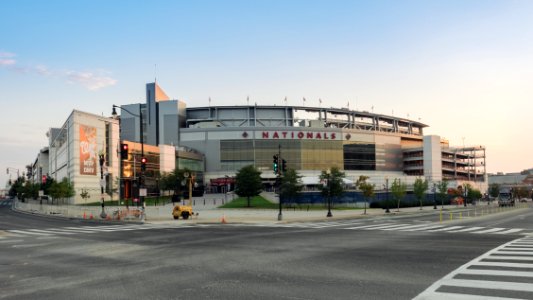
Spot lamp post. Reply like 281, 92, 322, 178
433, 183, 437, 209
183, 172, 195, 205
326, 169, 332, 217
112, 104, 145, 210
99, 154, 107, 218
385, 177, 390, 213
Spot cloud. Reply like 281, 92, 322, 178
0, 51, 16, 65
0, 50, 117, 90
66, 71, 118, 90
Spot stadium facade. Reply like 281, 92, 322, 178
28, 82, 487, 203
119, 83, 487, 193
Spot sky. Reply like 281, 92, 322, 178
1, 0, 532, 187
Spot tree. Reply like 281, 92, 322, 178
391, 178, 407, 212
235, 165, 263, 207
160, 168, 188, 197
48, 178, 75, 204
280, 168, 303, 205
356, 175, 375, 215
464, 183, 482, 204
23, 182, 40, 200
488, 183, 500, 198
319, 166, 346, 214
436, 180, 449, 207
80, 188, 91, 204
8, 176, 25, 199
319, 167, 346, 200
413, 177, 429, 210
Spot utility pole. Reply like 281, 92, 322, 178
277, 144, 282, 221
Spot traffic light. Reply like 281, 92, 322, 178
281, 159, 287, 174
141, 157, 147, 171
120, 143, 129, 160
273, 155, 279, 174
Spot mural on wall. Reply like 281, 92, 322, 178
79, 124, 97, 175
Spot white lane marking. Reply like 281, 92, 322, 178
344, 223, 402, 230
502, 247, 533, 251
413, 236, 533, 299
485, 256, 533, 261
8, 230, 52, 236
472, 228, 506, 234
363, 224, 411, 230
495, 228, 524, 234
428, 226, 465, 232
403, 225, 446, 232
471, 261, 533, 268
50, 228, 96, 234
382, 224, 430, 231
460, 268, 533, 277
495, 251, 533, 256
439, 278, 533, 292
447, 227, 485, 233
27, 229, 74, 235
421, 291, 526, 300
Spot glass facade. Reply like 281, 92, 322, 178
220, 139, 374, 172
343, 143, 376, 170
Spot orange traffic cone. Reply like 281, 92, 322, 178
89, 213, 93, 220
221, 214, 227, 224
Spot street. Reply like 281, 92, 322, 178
1, 199, 532, 300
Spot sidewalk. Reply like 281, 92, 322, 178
12, 196, 529, 225
145, 202, 507, 224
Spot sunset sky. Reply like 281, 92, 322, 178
1, 0, 532, 186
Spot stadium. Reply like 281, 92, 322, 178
29, 82, 487, 204
119, 83, 487, 196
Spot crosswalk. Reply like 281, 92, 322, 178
414, 236, 533, 299
240, 221, 532, 236
0, 223, 206, 240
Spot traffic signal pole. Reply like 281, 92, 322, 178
277, 144, 282, 221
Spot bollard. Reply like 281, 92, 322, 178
203, 199, 206, 205
213, 199, 216, 205
450, 212, 453, 221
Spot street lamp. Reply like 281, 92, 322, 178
326, 170, 332, 217
433, 183, 437, 209
384, 177, 390, 213
99, 154, 107, 218
183, 171, 195, 205
112, 104, 145, 210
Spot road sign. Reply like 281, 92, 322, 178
139, 188, 147, 197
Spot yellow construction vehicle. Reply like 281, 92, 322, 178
172, 172, 196, 220
172, 205, 194, 219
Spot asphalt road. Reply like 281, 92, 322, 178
1, 199, 532, 300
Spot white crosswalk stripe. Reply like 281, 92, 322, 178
231, 220, 531, 236
414, 236, 533, 300
340, 222, 531, 236
5, 223, 198, 238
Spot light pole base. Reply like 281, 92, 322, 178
278, 213, 282, 221
385, 208, 390, 213
327, 211, 332, 217
100, 211, 107, 219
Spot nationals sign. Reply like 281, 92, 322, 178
79, 125, 97, 175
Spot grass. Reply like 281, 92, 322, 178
219, 196, 278, 209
